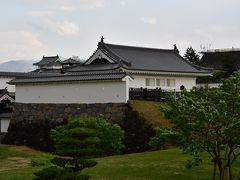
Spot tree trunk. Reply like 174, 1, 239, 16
228, 165, 233, 180
220, 168, 225, 180
220, 167, 230, 180
213, 161, 217, 180
224, 167, 229, 180
218, 163, 224, 180
74, 159, 79, 172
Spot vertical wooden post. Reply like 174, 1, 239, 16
140, 87, 143, 100
174, 89, 176, 100
143, 88, 147, 100
159, 88, 162, 101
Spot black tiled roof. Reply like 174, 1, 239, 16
105, 43, 211, 73
199, 50, 240, 71
9, 71, 130, 84
66, 63, 120, 72
0, 71, 31, 78
81, 40, 212, 74
65, 70, 124, 76
0, 71, 62, 78
33, 55, 61, 66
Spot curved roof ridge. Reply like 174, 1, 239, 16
105, 42, 175, 52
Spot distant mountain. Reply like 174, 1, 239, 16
0, 60, 37, 72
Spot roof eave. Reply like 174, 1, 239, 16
121, 68, 212, 77
9, 78, 126, 85
65, 65, 121, 73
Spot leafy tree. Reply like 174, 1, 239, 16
34, 116, 124, 180
223, 57, 239, 77
150, 71, 240, 180
196, 70, 226, 84
184, 46, 200, 65
149, 128, 179, 149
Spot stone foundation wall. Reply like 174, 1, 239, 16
3, 103, 128, 151
11, 103, 127, 124
3, 102, 155, 153
0, 133, 6, 143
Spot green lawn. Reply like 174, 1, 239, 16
84, 149, 215, 180
3, 145, 239, 180
1, 145, 240, 180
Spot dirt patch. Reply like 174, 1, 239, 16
0, 157, 30, 172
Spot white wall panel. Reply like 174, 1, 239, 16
129, 75, 196, 90
1, 119, 10, 132
16, 81, 128, 104
0, 77, 15, 92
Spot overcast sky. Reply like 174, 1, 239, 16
0, 0, 239, 62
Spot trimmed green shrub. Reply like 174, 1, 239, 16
149, 128, 178, 149
31, 153, 55, 167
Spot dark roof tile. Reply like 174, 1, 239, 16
0, 71, 63, 78
104, 43, 211, 73
78, 41, 212, 74
199, 50, 240, 71
66, 63, 120, 72
9, 71, 130, 84
33, 55, 61, 66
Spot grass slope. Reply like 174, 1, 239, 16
130, 100, 170, 128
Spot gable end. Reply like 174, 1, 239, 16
84, 49, 115, 65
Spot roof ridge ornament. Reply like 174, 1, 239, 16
101, 36, 104, 43
98, 36, 105, 47
174, 44, 180, 54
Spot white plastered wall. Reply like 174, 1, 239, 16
0, 77, 15, 92
0, 119, 10, 133
16, 80, 129, 104
129, 75, 196, 90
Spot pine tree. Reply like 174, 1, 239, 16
184, 47, 200, 65
34, 116, 124, 180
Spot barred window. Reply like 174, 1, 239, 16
156, 79, 165, 87
146, 78, 155, 86
167, 79, 175, 87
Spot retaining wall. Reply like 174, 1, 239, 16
3, 103, 127, 151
